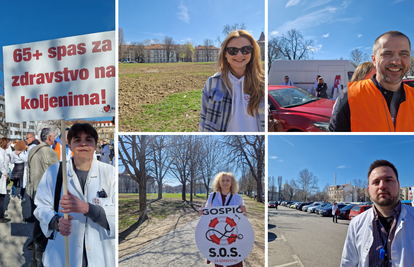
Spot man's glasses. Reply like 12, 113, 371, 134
225, 45, 254, 56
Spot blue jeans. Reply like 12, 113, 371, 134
11, 180, 19, 196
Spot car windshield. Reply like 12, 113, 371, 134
269, 87, 319, 108
342, 204, 355, 211
404, 81, 414, 87
269, 201, 275, 204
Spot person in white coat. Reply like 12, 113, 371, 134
341, 160, 414, 266
100, 139, 110, 164
34, 123, 115, 267
199, 172, 246, 267
0, 138, 11, 223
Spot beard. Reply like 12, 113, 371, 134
378, 64, 408, 86
373, 190, 399, 207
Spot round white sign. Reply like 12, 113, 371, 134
195, 205, 254, 265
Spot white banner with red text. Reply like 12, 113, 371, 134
3, 31, 115, 122
195, 205, 254, 265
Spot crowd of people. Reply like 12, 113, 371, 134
0, 123, 116, 266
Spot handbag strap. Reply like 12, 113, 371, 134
54, 162, 63, 213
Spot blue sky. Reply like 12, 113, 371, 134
269, 0, 414, 60
0, 0, 115, 90
120, 0, 265, 47
268, 135, 414, 190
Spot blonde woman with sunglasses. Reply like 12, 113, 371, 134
199, 30, 265, 132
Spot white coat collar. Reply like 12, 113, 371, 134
67, 158, 99, 197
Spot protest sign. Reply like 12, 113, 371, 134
410, 187, 414, 207
3, 31, 115, 122
195, 205, 254, 265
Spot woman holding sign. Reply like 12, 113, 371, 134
199, 30, 265, 132
199, 172, 246, 267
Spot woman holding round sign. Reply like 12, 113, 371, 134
199, 30, 265, 132
198, 172, 249, 267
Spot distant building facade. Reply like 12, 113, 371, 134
195, 45, 220, 62
329, 182, 357, 202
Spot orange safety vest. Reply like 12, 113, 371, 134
348, 79, 414, 132
54, 142, 73, 160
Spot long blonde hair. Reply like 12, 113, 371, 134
217, 30, 264, 117
212, 172, 239, 195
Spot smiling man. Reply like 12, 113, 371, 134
341, 160, 414, 266
34, 123, 115, 267
329, 31, 413, 132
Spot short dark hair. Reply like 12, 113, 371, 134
373, 31, 411, 56
285, 76, 289, 79
67, 123, 98, 145
367, 159, 399, 182
40, 128, 53, 142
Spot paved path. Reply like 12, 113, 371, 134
0, 187, 33, 267
119, 217, 210, 267
268, 206, 350, 267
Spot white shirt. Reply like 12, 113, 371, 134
34, 159, 116, 267
205, 192, 244, 208
226, 72, 260, 132
282, 80, 294, 86
341, 203, 414, 266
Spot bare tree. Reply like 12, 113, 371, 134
222, 135, 265, 202
163, 36, 175, 63
150, 136, 175, 200
349, 48, 370, 68
203, 39, 215, 62
118, 27, 125, 61
321, 183, 330, 202
353, 178, 368, 202
277, 29, 315, 60
296, 169, 319, 201
268, 37, 283, 73
199, 136, 226, 199
130, 41, 146, 62
217, 23, 247, 44
277, 176, 283, 201
175, 44, 185, 63
169, 136, 193, 201
118, 135, 156, 222
269, 176, 275, 201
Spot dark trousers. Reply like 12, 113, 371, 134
333, 215, 337, 223
29, 203, 47, 267
0, 194, 5, 219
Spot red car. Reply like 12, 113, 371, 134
403, 79, 414, 88
268, 201, 276, 208
268, 86, 335, 132
349, 205, 372, 219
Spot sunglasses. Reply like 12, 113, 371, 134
225, 45, 254, 56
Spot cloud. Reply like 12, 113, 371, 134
278, 159, 284, 162
341, 0, 352, 8
308, 44, 322, 52
177, 4, 190, 24
357, 33, 362, 38
286, 0, 301, 7
322, 33, 330, 38
270, 156, 278, 159
256, 11, 261, 16
271, 31, 279, 36
337, 165, 351, 169
142, 32, 165, 37
274, 6, 337, 34
304, 0, 331, 10
277, 136, 294, 146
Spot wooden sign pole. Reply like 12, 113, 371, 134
60, 119, 70, 267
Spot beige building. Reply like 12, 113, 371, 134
329, 182, 357, 202
144, 44, 178, 63
195, 45, 220, 62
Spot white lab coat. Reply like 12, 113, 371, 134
0, 148, 9, 194
100, 144, 110, 164
341, 203, 414, 266
205, 192, 244, 207
34, 158, 116, 267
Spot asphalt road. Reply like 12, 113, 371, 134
0, 187, 33, 267
268, 206, 350, 267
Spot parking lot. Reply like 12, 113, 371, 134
268, 206, 350, 267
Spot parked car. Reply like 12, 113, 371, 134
319, 204, 346, 217
268, 86, 335, 132
338, 204, 356, 219
302, 202, 320, 212
314, 203, 331, 214
403, 78, 414, 88
298, 202, 313, 211
308, 203, 324, 213
268, 201, 276, 208
349, 205, 372, 219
